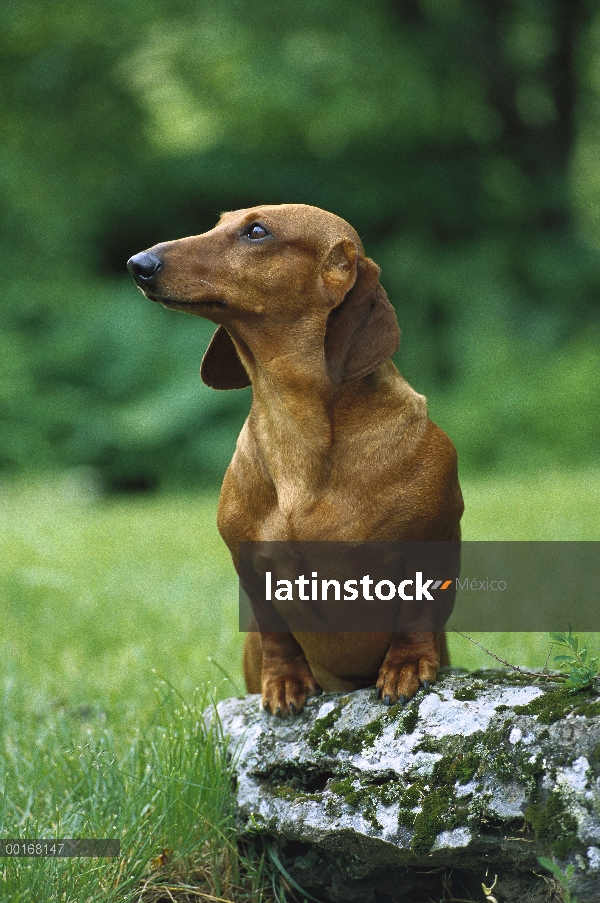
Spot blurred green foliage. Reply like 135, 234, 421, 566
2, 0, 599, 489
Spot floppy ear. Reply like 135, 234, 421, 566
323, 242, 400, 387
200, 326, 251, 390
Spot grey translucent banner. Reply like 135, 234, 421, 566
0, 839, 120, 857
238, 542, 600, 632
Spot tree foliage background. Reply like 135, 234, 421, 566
2, 0, 599, 491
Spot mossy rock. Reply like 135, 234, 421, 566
213, 671, 600, 903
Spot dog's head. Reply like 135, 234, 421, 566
128, 204, 399, 389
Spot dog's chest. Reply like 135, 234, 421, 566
219, 410, 433, 546
251, 479, 395, 542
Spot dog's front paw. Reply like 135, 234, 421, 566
376, 633, 439, 706
261, 666, 322, 717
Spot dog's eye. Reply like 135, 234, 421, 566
244, 223, 271, 240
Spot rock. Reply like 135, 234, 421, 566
212, 669, 600, 903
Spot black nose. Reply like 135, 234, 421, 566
127, 251, 162, 283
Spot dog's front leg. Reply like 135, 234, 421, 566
260, 632, 322, 716
376, 632, 439, 705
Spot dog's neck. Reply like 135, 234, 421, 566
227, 315, 335, 420
223, 321, 427, 511
246, 351, 341, 505
232, 325, 426, 509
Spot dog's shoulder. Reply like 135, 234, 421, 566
407, 418, 464, 532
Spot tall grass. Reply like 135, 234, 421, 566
0, 681, 274, 901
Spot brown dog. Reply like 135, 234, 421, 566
128, 204, 463, 715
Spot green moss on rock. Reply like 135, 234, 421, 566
329, 773, 428, 832
329, 776, 383, 829
330, 776, 363, 807
576, 699, 600, 718
411, 787, 453, 853
513, 687, 598, 724
307, 700, 388, 755
415, 736, 448, 755
433, 751, 481, 786
453, 682, 485, 701
317, 718, 384, 755
525, 791, 582, 859
271, 785, 322, 802
306, 707, 343, 747
402, 750, 483, 852
395, 703, 419, 736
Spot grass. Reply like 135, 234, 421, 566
0, 476, 266, 901
0, 467, 599, 900
0, 477, 243, 724
0, 683, 273, 902
448, 467, 600, 669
